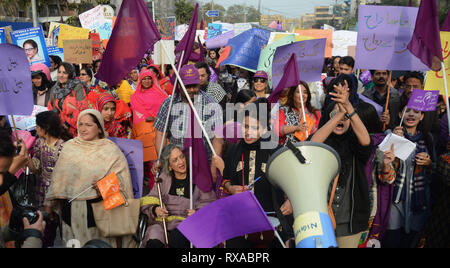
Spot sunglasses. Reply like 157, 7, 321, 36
254, 78, 267, 83
80, 73, 88, 76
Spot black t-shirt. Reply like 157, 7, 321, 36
0, 171, 17, 196
169, 174, 190, 199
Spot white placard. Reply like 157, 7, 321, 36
378, 133, 417, 161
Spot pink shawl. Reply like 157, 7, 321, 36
130, 70, 168, 125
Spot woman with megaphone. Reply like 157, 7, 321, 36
311, 79, 373, 248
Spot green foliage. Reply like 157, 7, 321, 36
175, 0, 194, 24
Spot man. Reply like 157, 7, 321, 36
362, 70, 401, 129
401, 71, 440, 142
0, 130, 45, 248
339, 56, 364, 93
194, 62, 227, 109
154, 65, 223, 165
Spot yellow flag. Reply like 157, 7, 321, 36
425, 31, 450, 97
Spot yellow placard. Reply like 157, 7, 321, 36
57, 24, 90, 48
296, 29, 333, 58
272, 33, 314, 43
425, 31, 450, 97
294, 212, 324, 245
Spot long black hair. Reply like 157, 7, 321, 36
36, 111, 72, 141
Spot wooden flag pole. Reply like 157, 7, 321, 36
382, 71, 393, 131
10, 115, 20, 141
298, 85, 309, 138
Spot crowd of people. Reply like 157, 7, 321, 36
0, 35, 449, 249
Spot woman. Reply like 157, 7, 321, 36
383, 105, 435, 248
78, 67, 93, 88
276, 81, 321, 144
96, 92, 127, 138
252, 70, 271, 99
128, 68, 139, 91
31, 63, 53, 107
140, 144, 216, 248
221, 98, 293, 248
27, 111, 71, 247
45, 109, 135, 248
49, 55, 62, 82
130, 70, 168, 193
48, 62, 91, 137
149, 64, 173, 96
311, 82, 373, 248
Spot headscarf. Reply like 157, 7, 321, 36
31, 63, 51, 81
46, 109, 133, 201
130, 70, 168, 125
77, 109, 107, 138
95, 93, 124, 138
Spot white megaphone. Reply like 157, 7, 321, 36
267, 141, 340, 248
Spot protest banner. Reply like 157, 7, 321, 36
97, 19, 113, 40
296, 29, 333, 57
0, 26, 13, 44
272, 38, 326, 88
108, 137, 144, 199
332, 30, 358, 56
90, 32, 102, 61
348, 45, 357, 58
258, 34, 296, 86
205, 30, 234, 49
47, 46, 64, 61
355, 5, 429, 71
63, 39, 93, 64
269, 32, 313, 44
218, 28, 271, 72
207, 23, 223, 39
424, 31, 450, 96
7, 105, 48, 131
152, 40, 175, 65
79, 5, 106, 31
156, 17, 176, 40
234, 23, 252, 36
407, 89, 440, 112
0, 44, 34, 115
175, 24, 189, 41
102, 5, 115, 20
0, 29, 5, 44
48, 22, 61, 47
57, 24, 89, 48
10, 27, 51, 67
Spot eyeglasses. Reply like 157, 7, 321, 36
254, 78, 267, 83
80, 73, 88, 76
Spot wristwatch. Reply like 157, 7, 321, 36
345, 111, 357, 120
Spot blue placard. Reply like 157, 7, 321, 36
47, 46, 64, 61
10, 26, 51, 68
0, 29, 5, 44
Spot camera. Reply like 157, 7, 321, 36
9, 205, 49, 235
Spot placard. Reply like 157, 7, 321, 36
63, 39, 93, 64
10, 27, 51, 67
79, 5, 106, 30
57, 24, 89, 48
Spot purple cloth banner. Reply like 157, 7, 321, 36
358, 93, 384, 116
0, 43, 34, 115
268, 53, 300, 104
95, 0, 161, 86
355, 5, 429, 71
108, 137, 144, 199
407, 89, 439, 112
272, 38, 326, 88
206, 30, 235, 49
177, 191, 274, 248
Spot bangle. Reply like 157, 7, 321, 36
345, 111, 357, 120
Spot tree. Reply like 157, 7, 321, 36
201, 2, 226, 23
226, 5, 261, 24
175, 0, 194, 25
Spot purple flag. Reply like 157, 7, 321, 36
407, 89, 440, 112
442, 12, 450, 31
268, 53, 300, 104
407, 0, 443, 71
272, 39, 326, 88
95, 0, 161, 86
0, 43, 34, 115
108, 137, 144, 199
175, 3, 198, 67
358, 93, 384, 116
205, 30, 235, 49
177, 191, 274, 248
355, 5, 429, 71
183, 106, 212, 193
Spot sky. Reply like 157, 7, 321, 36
212, 0, 337, 18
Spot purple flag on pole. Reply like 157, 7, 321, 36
268, 53, 300, 104
0, 43, 34, 115
175, 3, 198, 67
183, 106, 213, 193
177, 191, 274, 248
358, 93, 384, 116
407, 89, 440, 112
442, 12, 450, 31
95, 0, 161, 86
407, 0, 443, 71
272, 39, 326, 88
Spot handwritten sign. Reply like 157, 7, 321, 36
424, 31, 450, 96
79, 5, 106, 31
355, 5, 429, 71
272, 39, 326, 88
332, 30, 357, 57
175, 24, 189, 41
0, 44, 34, 115
156, 17, 176, 40
97, 20, 113, 40
108, 137, 144, 199
10, 27, 51, 67
90, 32, 102, 61
63, 39, 93, 64
207, 23, 223, 39
97, 172, 125, 210
7, 105, 48, 131
57, 24, 89, 48
296, 29, 333, 58
152, 40, 175, 65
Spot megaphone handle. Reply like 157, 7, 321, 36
328, 173, 340, 231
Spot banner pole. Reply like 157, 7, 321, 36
298, 85, 309, 138
160, 41, 217, 157
441, 61, 450, 134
